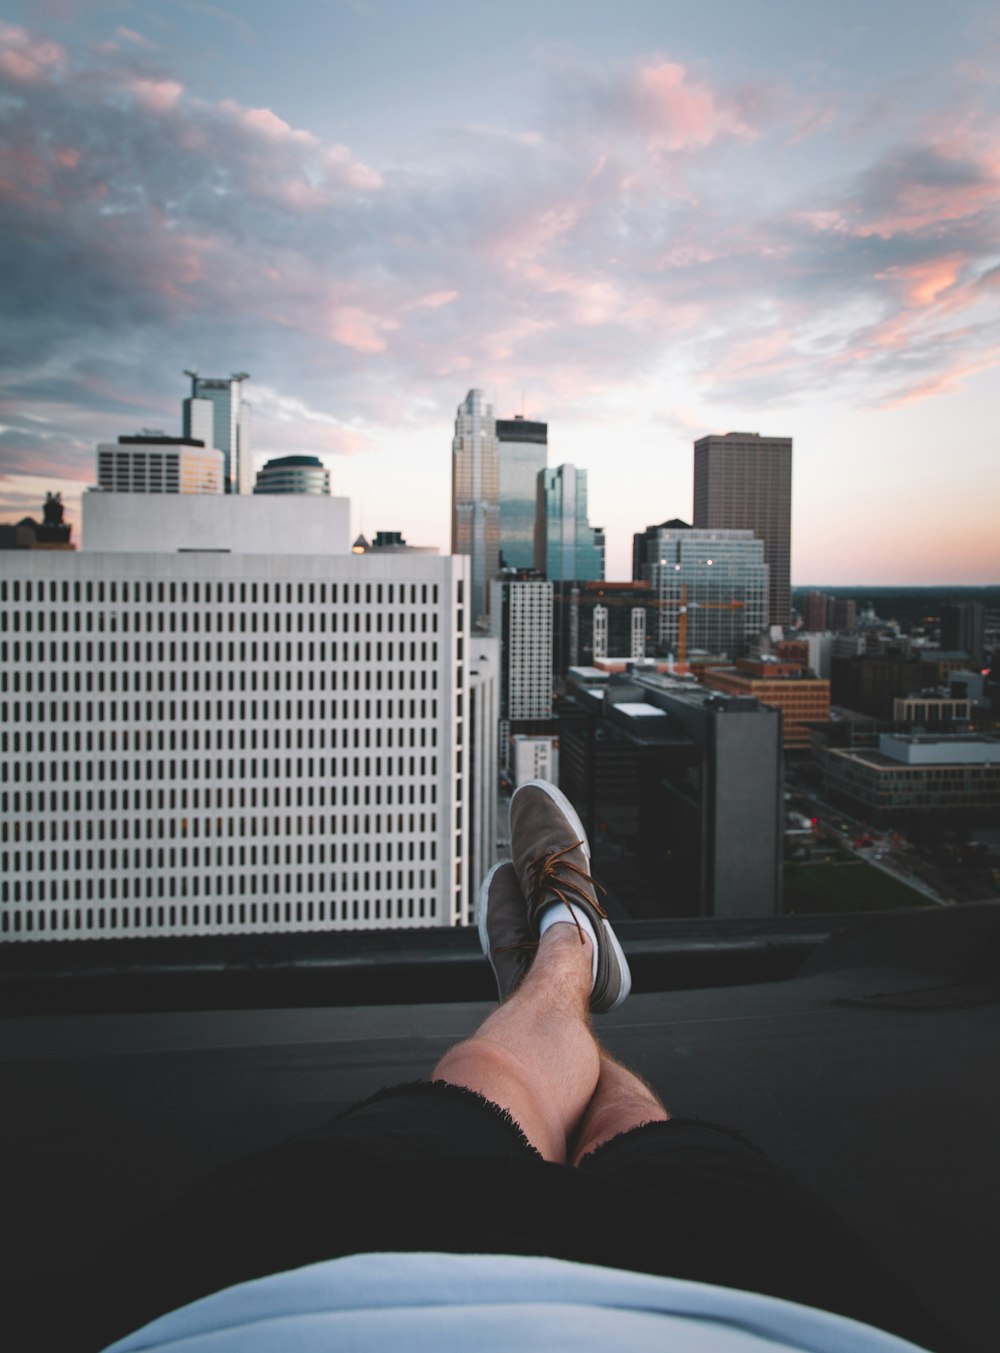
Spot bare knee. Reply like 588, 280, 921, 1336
571, 1094, 670, 1167
434, 1037, 568, 1162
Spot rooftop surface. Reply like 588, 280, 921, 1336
3, 903, 999, 1353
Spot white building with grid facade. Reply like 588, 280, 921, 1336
0, 550, 474, 941
490, 579, 553, 722
467, 637, 499, 893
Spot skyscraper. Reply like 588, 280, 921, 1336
535, 464, 602, 582
497, 415, 547, 570
183, 371, 252, 495
636, 521, 768, 659
451, 389, 500, 626
693, 432, 792, 628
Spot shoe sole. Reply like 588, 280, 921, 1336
595, 917, 631, 1011
510, 780, 631, 1012
477, 860, 508, 961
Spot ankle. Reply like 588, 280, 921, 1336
538, 905, 599, 985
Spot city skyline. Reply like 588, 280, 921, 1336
0, 1, 998, 583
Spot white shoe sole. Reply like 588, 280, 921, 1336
477, 860, 508, 959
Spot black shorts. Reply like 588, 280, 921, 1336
75, 1080, 943, 1352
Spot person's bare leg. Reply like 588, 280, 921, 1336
570, 1049, 670, 1167
433, 923, 600, 1163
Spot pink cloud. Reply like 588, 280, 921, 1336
704, 329, 802, 385
329, 306, 399, 354
219, 100, 318, 147
210, 102, 381, 206
129, 77, 183, 114
856, 173, 999, 237
636, 60, 751, 151
0, 23, 65, 85
876, 257, 963, 307
54, 147, 80, 169
323, 144, 383, 191
878, 351, 1000, 409
405, 290, 458, 311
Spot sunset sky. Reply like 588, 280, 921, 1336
1, 0, 998, 583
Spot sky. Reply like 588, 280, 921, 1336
0, 0, 998, 584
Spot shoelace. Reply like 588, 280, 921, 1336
526, 841, 608, 946
495, 929, 538, 961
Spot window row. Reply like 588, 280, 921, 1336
1, 608, 443, 637
2, 807, 439, 842
2, 835, 437, 873
1, 890, 440, 932
1, 661, 442, 694
2, 718, 439, 753
0, 640, 447, 671
1, 578, 442, 607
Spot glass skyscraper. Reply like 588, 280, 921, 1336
642, 523, 768, 658
497, 415, 547, 570
183, 371, 252, 495
536, 463, 602, 582
451, 388, 500, 625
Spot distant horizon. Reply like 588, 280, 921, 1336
792, 584, 1000, 592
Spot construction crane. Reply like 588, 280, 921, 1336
583, 584, 744, 672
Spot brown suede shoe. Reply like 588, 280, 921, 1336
477, 861, 538, 1003
509, 780, 631, 1013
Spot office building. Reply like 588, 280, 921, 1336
632, 519, 690, 581
552, 581, 653, 676
777, 633, 833, 678
635, 522, 768, 661
558, 669, 782, 918
467, 637, 500, 894
82, 492, 351, 555
893, 693, 971, 726
536, 464, 602, 582
253, 455, 330, 496
592, 526, 606, 580
818, 732, 1000, 826
451, 389, 500, 626
510, 733, 559, 788
183, 371, 252, 495
497, 415, 547, 571
97, 435, 224, 496
490, 579, 553, 722
803, 591, 829, 633
0, 550, 476, 941
831, 598, 857, 632
702, 658, 831, 751
831, 652, 928, 720
941, 602, 985, 668
693, 432, 793, 628
491, 578, 554, 767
